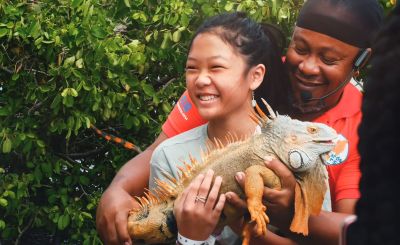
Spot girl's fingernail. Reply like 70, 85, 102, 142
264, 155, 274, 164
225, 193, 232, 200
235, 172, 243, 181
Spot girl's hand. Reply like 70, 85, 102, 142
173, 169, 226, 241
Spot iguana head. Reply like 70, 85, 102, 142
256, 99, 339, 172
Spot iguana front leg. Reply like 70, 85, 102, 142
243, 165, 281, 241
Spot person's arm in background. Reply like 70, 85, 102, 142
96, 132, 168, 245
96, 90, 206, 245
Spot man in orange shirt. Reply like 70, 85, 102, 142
96, 0, 383, 244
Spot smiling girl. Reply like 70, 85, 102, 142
147, 12, 292, 245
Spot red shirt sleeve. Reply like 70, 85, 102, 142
162, 90, 207, 138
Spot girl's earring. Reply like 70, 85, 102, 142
252, 90, 256, 107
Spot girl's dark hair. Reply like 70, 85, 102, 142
190, 12, 291, 113
346, 5, 400, 245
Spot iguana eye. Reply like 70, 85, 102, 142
307, 126, 318, 134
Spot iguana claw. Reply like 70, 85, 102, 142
248, 203, 269, 236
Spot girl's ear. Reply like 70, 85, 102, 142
250, 64, 266, 90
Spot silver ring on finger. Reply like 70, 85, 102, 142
195, 195, 207, 204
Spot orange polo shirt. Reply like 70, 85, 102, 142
313, 84, 362, 202
162, 84, 362, 203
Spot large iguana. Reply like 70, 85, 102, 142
127, 100, 345, 244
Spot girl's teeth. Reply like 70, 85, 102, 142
200, 95, 218, 101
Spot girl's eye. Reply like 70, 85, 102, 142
185, 66, 197, 71
211, 65, 226, 70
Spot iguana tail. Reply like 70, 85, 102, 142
90, 124, 142, 153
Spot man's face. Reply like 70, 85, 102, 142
286, 27, 360, 116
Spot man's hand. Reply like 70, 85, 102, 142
262, 157, 296, 230
96, 186, 138, 245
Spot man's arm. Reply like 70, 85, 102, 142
96, 132, 168, 245
334, 198, 356, 214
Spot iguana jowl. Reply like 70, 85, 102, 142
128, 100, 343, 244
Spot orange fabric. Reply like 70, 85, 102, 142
162, 84, 362, 203
313, 84, 362, 203
161, 90, 207, 138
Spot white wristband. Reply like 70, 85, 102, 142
177, 232, 216, 245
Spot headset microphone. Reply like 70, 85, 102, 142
300, 49, 370, 103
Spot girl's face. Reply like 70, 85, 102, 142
185, 33, 263, 121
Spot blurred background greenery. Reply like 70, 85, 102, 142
0, 0, 396, 244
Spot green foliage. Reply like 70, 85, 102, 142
0, 0, 304, 243
380, 0, 397, 13
0, 0, 395, 244
1, 0, 395, 244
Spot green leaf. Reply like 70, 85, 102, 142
84, 117, 91, 128
36, 140, 45, 148
224, 2, 234, 11
0, 28, 8, 38
57, 214, 70, 230
63, 96, 74, 107
162, 102, 171, 113
2, 138, 12, 153
3, 190, 15, 199
64, 176, 72, 185
0, 220, 5, 230
124, 0, 131, 8
34, 36, 43, 46
63, 56, 76, 67
26, 161, 34, 168
142, 83, 154, 96
0, 107, 9, 116
160, 31, 170, 49
81, 211, 92, 219
0, 198, 8, 207
71, 0, 84, 8
172, 29, 182, 43
79, 176, 89, 185
12, 74, 19, 81
69, 88, 78, 97
75, 58, 83, 68
51, 94, 62, 109
29, 21, 42, 39
91, 26, 107, 39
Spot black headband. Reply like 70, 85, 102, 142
296, 0, 384, 48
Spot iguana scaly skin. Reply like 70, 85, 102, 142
128, 100, 341, 244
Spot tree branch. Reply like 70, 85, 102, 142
0, 66, 13, 74
15, 213, 36, 245
63, 145, 108, 159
